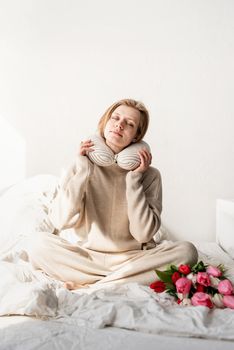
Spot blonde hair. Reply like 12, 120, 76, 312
98, 99, 149, 143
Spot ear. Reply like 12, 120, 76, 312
116, 141, 151, 170
87, 134, 115, 166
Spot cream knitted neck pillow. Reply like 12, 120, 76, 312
87, 134, 151, 170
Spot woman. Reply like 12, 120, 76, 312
27, 98, 198, 289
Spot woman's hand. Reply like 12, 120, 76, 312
79, 139, 94, 156
133, 148, 152, 173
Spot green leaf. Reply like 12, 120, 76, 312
155, 269, 173, 283
170, 265, 178, 272
163, 265, 171, 272
165, 282, 175, 290
166, 289, 177, 297
191, 261, 206, 273
217, 264, 226, 274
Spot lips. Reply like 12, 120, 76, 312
111, 131, 123, 137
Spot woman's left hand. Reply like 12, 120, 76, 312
133, 148, 152, 173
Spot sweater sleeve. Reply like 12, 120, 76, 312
49, 155, 92, 231
125, 168, 162, 243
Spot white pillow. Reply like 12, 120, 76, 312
0, 175, 59, 256
87, 134, 151, 170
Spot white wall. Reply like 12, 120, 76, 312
0, 0, 234, 241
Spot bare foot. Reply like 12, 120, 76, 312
63, 281, 88, 290
63, 281, 76, 290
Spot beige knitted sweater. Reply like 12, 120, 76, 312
49, 155, 162, 253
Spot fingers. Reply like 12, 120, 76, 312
133, 148, 152, 173
79, 139, 94, 156
138, 148, 152, 167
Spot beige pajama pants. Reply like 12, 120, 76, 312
26, 232, 198, 287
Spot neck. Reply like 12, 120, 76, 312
105, 140, 124, 154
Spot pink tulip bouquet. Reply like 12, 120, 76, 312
150, 261, 234, 309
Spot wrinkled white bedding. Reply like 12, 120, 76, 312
1, 317, 233, 350
1, 175, 234, 346
0, 242, 234, 342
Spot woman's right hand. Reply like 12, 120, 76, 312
79, 139, 94, 156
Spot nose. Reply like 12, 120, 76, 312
115, 120, 124, 130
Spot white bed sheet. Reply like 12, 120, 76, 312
0, 315, 234, 350
0, 242, 234, 350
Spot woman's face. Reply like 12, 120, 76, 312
104, 105, 140, 153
